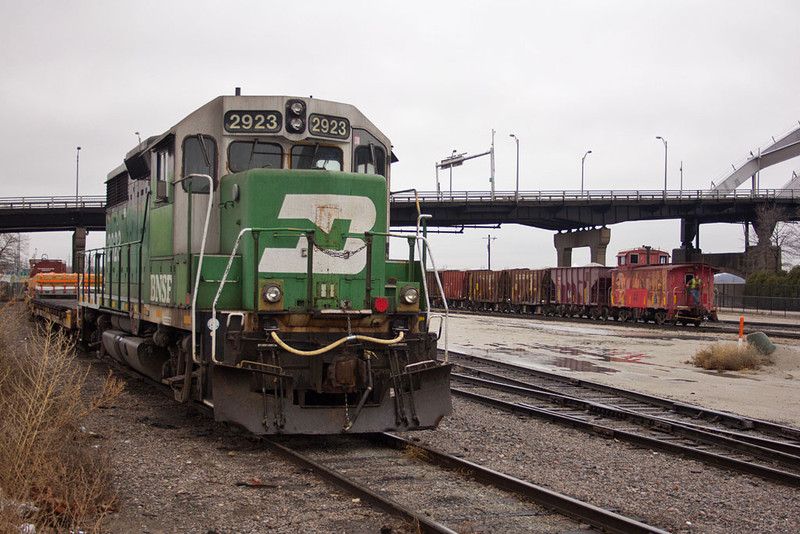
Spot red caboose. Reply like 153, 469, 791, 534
611, 248, 717, 325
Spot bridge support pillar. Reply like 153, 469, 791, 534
680, 218, 700, 250
554, 227, 611, 267
72, 227, 86, 274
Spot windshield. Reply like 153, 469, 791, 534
229, 140, 282, 172
291, 144, 343, 171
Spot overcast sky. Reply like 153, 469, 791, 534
2, 1, 799, 269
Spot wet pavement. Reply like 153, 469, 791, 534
443, 313, 800, 426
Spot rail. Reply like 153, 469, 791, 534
390, 188, 799, 203
0, 195, 106, 209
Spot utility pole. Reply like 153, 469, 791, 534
483, 234, 498, 269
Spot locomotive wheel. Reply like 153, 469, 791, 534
654, 311, 667, 325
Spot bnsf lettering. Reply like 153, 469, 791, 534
150, 274, 173, 303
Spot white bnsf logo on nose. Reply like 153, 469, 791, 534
259, 194, 376, 275
150, 274, 173, 303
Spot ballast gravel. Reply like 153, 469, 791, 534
74, 334, 800, 533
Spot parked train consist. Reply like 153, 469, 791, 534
427, 247, 717, 325
29, 94, 452, 434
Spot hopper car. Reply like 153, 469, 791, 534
426, 247, 717, 325
28, 94, 452, 435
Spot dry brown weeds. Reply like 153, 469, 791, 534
0, 303, 124, 533
690, 341, 773, 372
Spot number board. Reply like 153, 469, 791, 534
224, 110, 282, 133
309, 114, 350, 139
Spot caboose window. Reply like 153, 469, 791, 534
659, 255, 668, 264
182, 134, 217, 192
290, 144, 342, 171
229, 140, 282, 172
629, 253, 639, 264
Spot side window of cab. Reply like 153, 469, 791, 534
182, 134, 217, 193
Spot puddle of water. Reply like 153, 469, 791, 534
549, 356, 618, 373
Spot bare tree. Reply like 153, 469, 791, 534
749, 204, 800, 271
0, 233, 29, 274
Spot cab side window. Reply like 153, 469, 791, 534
353, 129, 387, 176
182, 134, 217, 192
155, 146, 173, 202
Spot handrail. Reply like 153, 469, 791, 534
209, 226, 313, 365
389, 188, 799, 203
0, 195, 106, 209
181, 174, 215, 366
371, 229, 449, 362
3, 187, 798, 210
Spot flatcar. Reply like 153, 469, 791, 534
31, 93, 452, 435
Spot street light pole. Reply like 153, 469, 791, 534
509, 134, 519, 201
483, 234, 497, 269
581, 150, 592, 193
75, 146, 81, 206
656, 136, 667, 192
449, 149, 456, 196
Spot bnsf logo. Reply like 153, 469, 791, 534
150, 274, 173, 303
259, 194, 376, 275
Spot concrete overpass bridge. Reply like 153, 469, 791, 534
2, 188, 798, 274
0, 195, 105, 270
390, 188, 800, 270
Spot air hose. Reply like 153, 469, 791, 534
270, 330, 405, 356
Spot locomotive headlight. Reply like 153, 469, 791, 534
285, 99, 307, 133
400, 286, 419, 305
262, 284, 283, 303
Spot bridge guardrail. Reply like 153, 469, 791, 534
390, 188, 798, 203
0, 196, 107, 209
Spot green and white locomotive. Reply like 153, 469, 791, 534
79, 94, 452, 434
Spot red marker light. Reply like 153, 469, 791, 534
374, 297, 389, 312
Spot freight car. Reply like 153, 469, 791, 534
426, 247, 717, 325
29, 94, 452, 435
610, 249, 717, 325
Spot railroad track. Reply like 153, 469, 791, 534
265, 433, 668, 534
448, 350, 800, 487
92, 347, 666, 532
